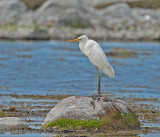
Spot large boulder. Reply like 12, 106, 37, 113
0, 0, 28, 24
43, 96, 140, 131
100, 3, 132, 19
34, 0, 97, 25
0, 117, 28, 130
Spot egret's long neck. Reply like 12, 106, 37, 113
80, 39, 88, 45
79, 39, 88, 55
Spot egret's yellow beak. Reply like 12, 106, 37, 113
68, 38, 80, 42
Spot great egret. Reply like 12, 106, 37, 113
68, 35, 114, 97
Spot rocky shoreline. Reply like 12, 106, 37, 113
0, 0, 159, 41
0, 94, 159, 135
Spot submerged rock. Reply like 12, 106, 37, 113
43, 96, 140, 131
0, 117, 28, 130
106, 48, 136, 58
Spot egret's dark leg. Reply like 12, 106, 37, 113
95, 66, 101, 97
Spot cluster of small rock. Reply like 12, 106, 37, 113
0, 0, 159, 40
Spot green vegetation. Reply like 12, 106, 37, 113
45, 111, 140, 131
1, 24, 47, 32
0, 111, 6, 117
100, 109, 140, 130
44, 118, 106, 130
21, 0, 46, 10
69, 21, 90, 28
121, 112, 135, 124
95, 0, 160, 9
119, 49, 135, 58
2, 24, 18, 31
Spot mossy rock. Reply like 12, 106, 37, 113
42, 96, 140, 131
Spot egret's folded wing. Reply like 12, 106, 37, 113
85, 40, 114, 78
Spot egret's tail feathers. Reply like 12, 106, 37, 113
103, 65, 114, 78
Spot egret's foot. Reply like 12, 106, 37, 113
92, 95, 103, 101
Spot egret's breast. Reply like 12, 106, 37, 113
79, 42, 86, 55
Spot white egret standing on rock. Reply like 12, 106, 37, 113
68, 35, 114, 97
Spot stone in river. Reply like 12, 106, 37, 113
0, 117, 28, 130
43, 96, 140, 131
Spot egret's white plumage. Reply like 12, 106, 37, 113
78, 35, 114, 78
68, 35, 114, 97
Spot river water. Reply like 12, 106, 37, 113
0, 40, 160, 136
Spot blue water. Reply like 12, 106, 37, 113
0, 40, 160, 137
0, 41, 159, 99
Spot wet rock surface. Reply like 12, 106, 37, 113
0, 117, 28, 130
43, 96, 140, 130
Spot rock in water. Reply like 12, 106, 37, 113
106, 48, 136, 58
43, 96, 140, 131
0, 117, 28, 130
